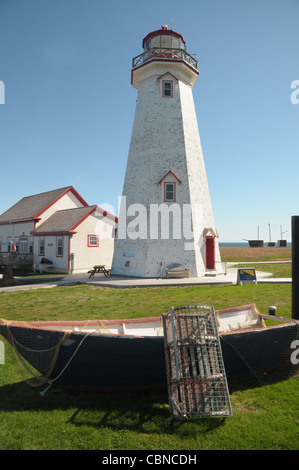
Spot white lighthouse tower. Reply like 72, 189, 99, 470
111, 26, 221, 278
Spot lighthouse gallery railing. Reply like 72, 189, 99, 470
132, 48, 198, 71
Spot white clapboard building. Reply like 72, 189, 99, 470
0, 186, 117, 273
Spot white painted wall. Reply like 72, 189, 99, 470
112, 54, 221, 278
35, 191, 85, 229
0, 221, 34, 251
70, 212, 116, 273
33, 234, 69, 273
0, 189, 85, 259
33, 213, 116, 274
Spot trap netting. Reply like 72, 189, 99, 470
163, 305, 233, 418
220, 321, 299, 385
0, 319, 73, 387
0, 319, 108, 389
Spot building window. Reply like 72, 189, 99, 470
162, 80, 173, 97
88, 235, 99, 247
19, 238, 28, 253
164, 182, 176, 202
38, 237, 45, 256
56, 236, 63, 257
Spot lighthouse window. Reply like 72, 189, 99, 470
163, 81, 173, 97
164, 182, 176, 202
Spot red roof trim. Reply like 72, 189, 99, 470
95, 206, 118, 223
31, 205, 118, 236
34, 186, 88, 219
158, 170, 182, 185
157, 72, 179, 83
69, 186, 89, 207
203, 227, 219, 238
69, 206, 97, 232
69, 205, 118, 232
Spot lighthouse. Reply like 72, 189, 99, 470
111, 26, 221, 278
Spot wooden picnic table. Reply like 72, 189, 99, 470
88, 265, 111, 278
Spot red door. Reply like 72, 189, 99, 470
205, 236, 215, 269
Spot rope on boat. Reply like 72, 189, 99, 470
40, 331, 93, 396
1, 321, 93, 395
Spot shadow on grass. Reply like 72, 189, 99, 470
1, 368, 296, 438
0, 380, 227, 436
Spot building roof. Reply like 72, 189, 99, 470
32, 205, 118, 235
0, 186, 88, 224
33, 206, 97, 235
157, 170, 182, 185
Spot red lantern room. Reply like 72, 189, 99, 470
142, 25, 186, 51
132, 25, 198, 72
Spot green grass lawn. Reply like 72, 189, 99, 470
220, 246, 292, 278
234, 262, 292, 278
0, 369, 297, 450
0, 282, 293, 320
0, 281, 298, 450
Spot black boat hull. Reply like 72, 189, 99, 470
0, 319, 298, 391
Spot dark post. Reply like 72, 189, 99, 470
292, 216, 299, 319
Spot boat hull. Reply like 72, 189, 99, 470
248, 240, 264, 247
52, 332, 167, 390
0, 321, 167, 390
0, 313, 298, 391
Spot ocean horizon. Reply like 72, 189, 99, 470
219, 242, 292, 247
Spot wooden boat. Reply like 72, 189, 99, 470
243, 227, 264, 247
248, 240, 264, 247
0, 304, 298, 392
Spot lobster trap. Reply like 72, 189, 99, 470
163, 305, 232, 418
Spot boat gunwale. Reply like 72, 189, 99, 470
220, 319, 298, 336
1, 304, 297, 337
25, 316, 163, 329
216, 303, 299, 335
0, 316, 164, 339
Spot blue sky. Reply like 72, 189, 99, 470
0, 0, 298, 242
